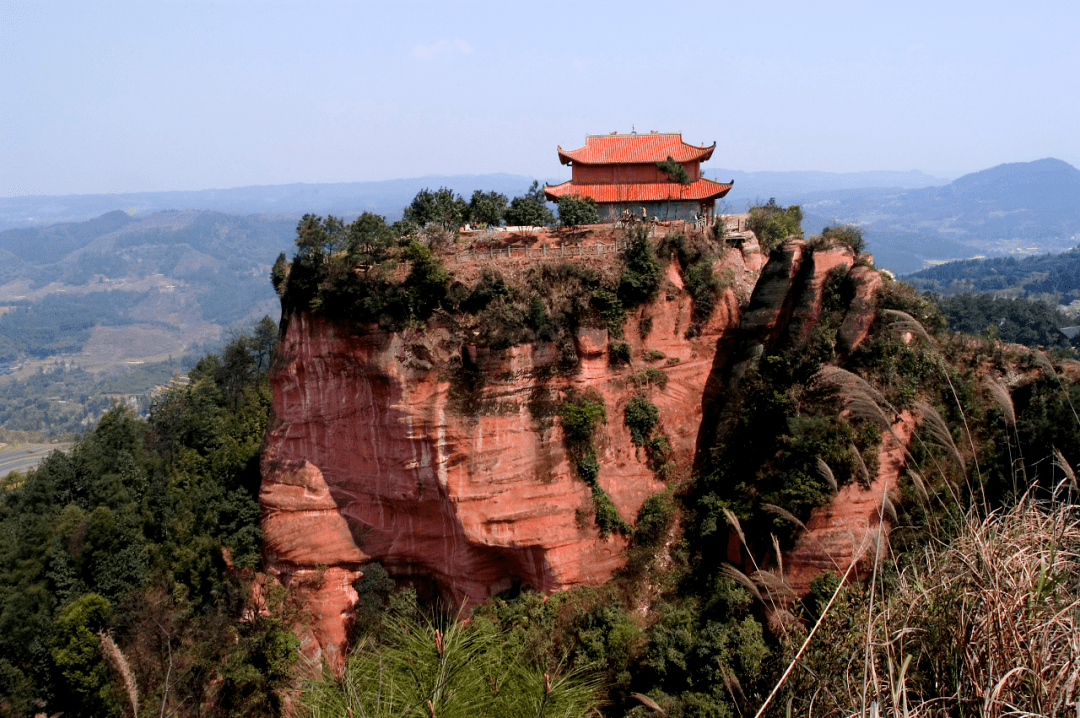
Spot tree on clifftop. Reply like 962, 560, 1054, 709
403, 187, 468, 231
504, 181, 555, 227
558, 195, 599, 229
468, 190, 508, 227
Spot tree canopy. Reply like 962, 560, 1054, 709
558, 195, 599, 229
403, 187, 468, 231
504, 181, 555, 227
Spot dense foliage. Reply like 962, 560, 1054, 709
557, 195, 599, 229
0, 292, 149, 363
503, 181, 556, 227
905, 244, 1080, 304
934, 292, 1073, 348
746, 199, 803, 252
0, 318, 297, 717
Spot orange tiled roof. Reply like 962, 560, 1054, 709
557, 132, 715, 165
543, 178, 733, 203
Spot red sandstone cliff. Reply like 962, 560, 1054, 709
260, 232, 890, 667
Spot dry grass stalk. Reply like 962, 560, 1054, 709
1053, 447, 1078, 491
720, 564, 763, 603
906, 469, 930, 506
985, 378, 1016, 426
750, 570, 797, 601
722, 507, 748, 553
912, 400, 966, 474
813, 498, 1080, 717
816, 458, 838, 492
882, 309, 932, 345
763, 503, 807, 532
98, 630, 139, 718
851, 443, 871, 486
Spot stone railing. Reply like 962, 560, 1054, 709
451, 240, 633, 263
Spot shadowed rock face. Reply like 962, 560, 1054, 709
260, 237, 886, 667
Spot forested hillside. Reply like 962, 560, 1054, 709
905, 244, 1080, 303
0, 319, 295, 717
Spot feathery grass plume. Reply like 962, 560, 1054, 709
880, 493, 898, 525
719, 665, 748, 714
1033, 350, 1056, 375
813, 365, 888, 407
631, 692, 665, 714
813, 366, 895, 433
98, 630, 138, 718
1053, 447, 1077, 491
721, 563, 764, 603
851, 443, 871, 486
882, 308, 932, 345
816, 458, 838, 492
986, 378, 1016, 426
912, 400, 966, 473
722, 507, 748, 551
906, 469, 930, 505
771, 534, 784, 576
763, 503, 807, 532
751, 570, 797, 600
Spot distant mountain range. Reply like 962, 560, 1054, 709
0, 174, 542, 232
787, 158, 1080, 273
0, 169, 953, 233
0, 158, 1076, 284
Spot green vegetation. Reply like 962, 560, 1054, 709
617, 229, 662, 306
655, 156, 691, 185
558, 391, 629, 537
905, 244, 1080, 305
468, 190, 509, 227
504, 181, 555, 227
0, 291, 149, 362
623, 395, 659, 446
746, 198, 803, 252
608, 341, 631, 365
0, 319, 297, 717
303, 593, 599, 717
403, 187, 469, 231
658, 232, 727, 336
557, 196, 599, 229
934, 293, 1072, 348
630, 367, 668, 391
819, 223, 866, 254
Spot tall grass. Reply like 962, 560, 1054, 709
790, 493, 1080, 717
763, 309, 1080, 717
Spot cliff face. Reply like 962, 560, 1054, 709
260, 234, 888, 667
261, 240, 763, 666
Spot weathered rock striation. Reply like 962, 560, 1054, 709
260, 232, 890, 667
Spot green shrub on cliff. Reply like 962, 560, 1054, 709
624, 395, 659, 446
747, 199, 803, 252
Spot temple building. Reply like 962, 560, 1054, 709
543, 131, 733, 222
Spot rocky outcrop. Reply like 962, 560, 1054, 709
783, 412, 915, 595
261, 248, 755, 666
261, 234, 890, 666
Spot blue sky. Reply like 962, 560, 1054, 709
2, 0, 1077, 196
